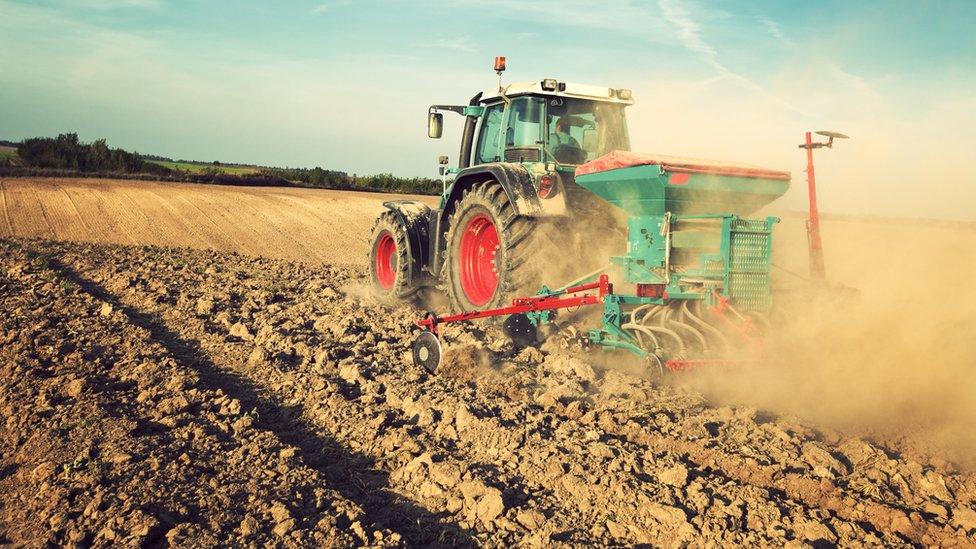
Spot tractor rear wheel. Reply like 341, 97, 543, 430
368, 211, 416, 298
443, 182, 552, 312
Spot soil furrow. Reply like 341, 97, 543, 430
58, 184, 93, 234
24, 245, 473, 546
11, 238, 970, 547
0, 180, 13, 236
0, 243, 379, 546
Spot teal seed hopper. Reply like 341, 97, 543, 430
574, 151, 789, 311
566, 152, 790, 367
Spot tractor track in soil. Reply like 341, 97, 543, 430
31, 187, 59, 239
58, 185, 94, 235
0, 180, 13, 236
2, 237, 973, 547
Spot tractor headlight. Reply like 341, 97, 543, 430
616, 88, 633, 100
541, 78, 558, 91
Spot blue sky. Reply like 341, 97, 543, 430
1, 0, 974, 219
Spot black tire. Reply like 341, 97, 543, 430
368, 211, 417, 299
443, 182, 555, 312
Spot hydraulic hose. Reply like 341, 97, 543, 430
671, 308, 708, 351
682, 300, 730, 351
639, 304, 666, 325
630, 318, 685, 352
621, 322, 660, 351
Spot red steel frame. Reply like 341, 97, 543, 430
801, 131, 826, 281
417, 275, 758, 374
418, 275, 612, 334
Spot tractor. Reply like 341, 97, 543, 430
369, 58, 634, 311
369, 58, 798, 373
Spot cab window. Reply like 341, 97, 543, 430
475, 104, 504, 164
545, 98, 630, 164
506, 97, 544, 148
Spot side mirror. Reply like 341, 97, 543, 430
428, 112, 443, 139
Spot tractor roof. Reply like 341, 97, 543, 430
480, 80, 635, 106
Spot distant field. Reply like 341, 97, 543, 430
0, 177, 437, 265
3, 176, 972, 282
147, 160, 260, 175
0, 146, 17, 161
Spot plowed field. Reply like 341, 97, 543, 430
1, 177, 975, 547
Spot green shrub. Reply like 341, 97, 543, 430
17, 133, 172, 175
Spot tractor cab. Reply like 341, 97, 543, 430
471, 81, 633, 169
430, 80, 634, 178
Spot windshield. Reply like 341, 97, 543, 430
544, 97, 630, 165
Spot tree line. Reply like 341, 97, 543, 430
16, 133, 172, 175
262, 167, 440, 195
5, 133, 440, 195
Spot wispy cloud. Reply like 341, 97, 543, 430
658, 0, 717, 61
456, 0, 670, 37
657, 0, 806, 115
759, 16, 794, 48
74, 0, 161, 9
827, 62, 880, 100
418, 36, 477, 53
311, 1, 350, 15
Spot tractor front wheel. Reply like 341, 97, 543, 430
444, 182, 548, 312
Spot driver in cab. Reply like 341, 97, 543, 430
550, 117, 580, 148
549, 116, 585, 164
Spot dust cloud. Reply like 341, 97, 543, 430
544, 147, 976, 466
530, 192, 628, 291
615, 71, 976, 464
687, 214, 976, 466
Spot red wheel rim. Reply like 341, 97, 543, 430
458, 213, 500, 306
375, 232, 396, 290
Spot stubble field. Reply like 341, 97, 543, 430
0, 177, 437, 266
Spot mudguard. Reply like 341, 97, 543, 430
445, 163, 568, 222
382, 200, 433, 285
429, 163, 570, 276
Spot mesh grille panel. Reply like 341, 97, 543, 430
729, 272, 771, 310
704, 259, 724, 275
728, 220, 773, 311
730, 232, 770, 272
731, 218, 769, 231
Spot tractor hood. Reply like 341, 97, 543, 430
574, 151, 790, 216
